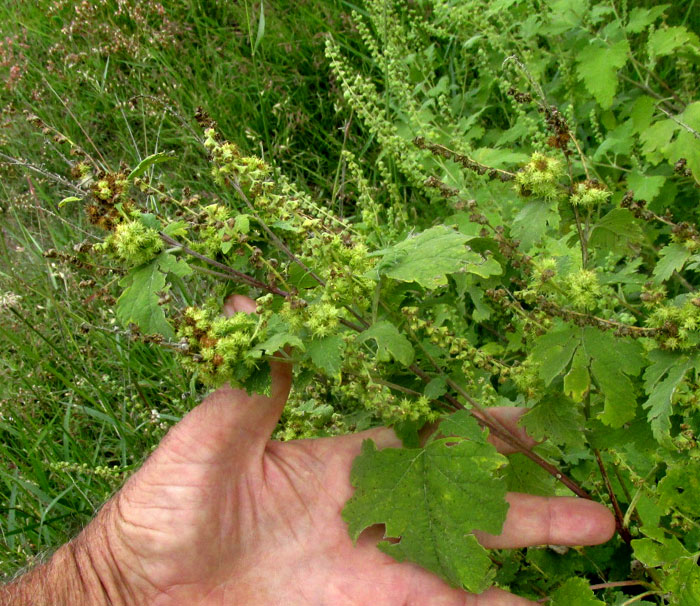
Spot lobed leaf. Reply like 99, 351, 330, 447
647, 26, 698, 58
342, 412, 508, 593
582, 328, 644, 427
356, 321, 414, 366
372, 225, 500, 289
511, 200, 560, 251
653, 243, 691, 285
576, 39, 629, 109
116, 259, 173, 339
306, 335, 345, 375
642, 350, 696, 444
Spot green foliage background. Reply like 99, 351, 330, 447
1, 0, 699, 603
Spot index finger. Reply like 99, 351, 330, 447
476, 492, 616, 549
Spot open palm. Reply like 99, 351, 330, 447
100, 296, 615, 606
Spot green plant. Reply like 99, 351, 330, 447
2, 0, 700, 602
319, 1, 700, 600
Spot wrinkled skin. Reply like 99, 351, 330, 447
100, 295, 615, 606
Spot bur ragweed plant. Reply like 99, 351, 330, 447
59, 117, 699, 601
10, 0, 700, 602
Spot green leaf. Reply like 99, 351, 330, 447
629, 96, 657, 134
254, 332, 304, 356
393, 420, 422, 448
342, 412, 508, 592
588, 208, 643, 254
357, 321, 414, 366
642, 350, 695, 443
665, 558, 700, 606
531, 324, 580, 386
234, 214, 250, 234
505, 453, 556, 496
589, 209, 644, 254
58, 196, 81, 208
648, 26, 698, 57
306, 335, 345, 375
637, 494, 666, 540
640, 118, 678, 163
653, 243, 691, 284
511, 200, 560, 251
564, 346, 590, 401
467, 255, 502, 278
576, 39, 630, 108
138, 212, 161, 230
127, 151, 174, 181
582, 328, 644, 427
471, 147, 528, 167
464, 280, 493, 322
242, 363, 272, 396
270, 219, 301, 233
163, 221, 188, 238
658, 462, 700, 517
287, 263, 319, 290
157, 252, 192, 278
538, 0, 589, 34
666, 102, 700, 180
116, 259, 173, 339
373, 226, 497, 288
627, 171, 666, 203
424, 377, 447, 400
520, 397, 586, 449
551, 577, 605, 606
252, 0, 265, 56
593, 121, 634, 159
587, 418, 656, 464
626, 5, 669, 33
632, 537, 691, 568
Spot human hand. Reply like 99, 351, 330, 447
82, 295, 615, 606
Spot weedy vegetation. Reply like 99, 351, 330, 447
1, 0, 699, 603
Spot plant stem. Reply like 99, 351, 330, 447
0, 152, 85, 197
620, 591, 661, 605
230, 179, 370, 329
169, 235, 366, 332
618, 73, 682, 114
231, 180, 327, 286
595, 449, 632, 545
160, 232, 290, 297
629, 57, 687, 110
409, 334, 592, 499
413, 137, 515, 181
571, 203, 589, 268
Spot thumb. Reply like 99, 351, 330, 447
158, 295, 292, 464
